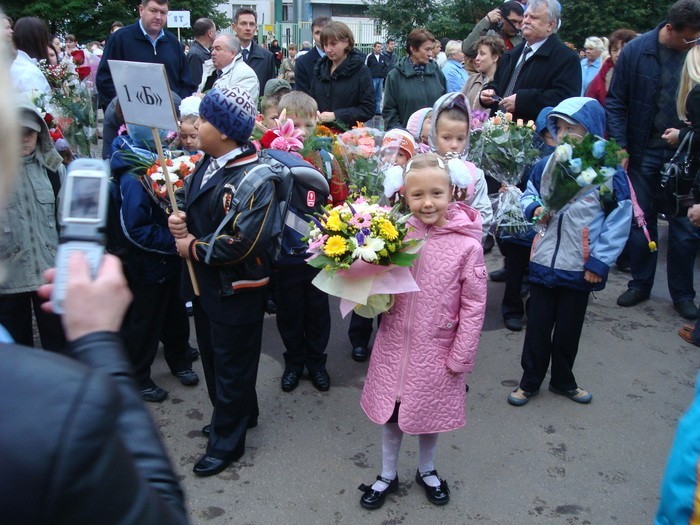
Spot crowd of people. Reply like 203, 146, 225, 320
2, 0, 700, 522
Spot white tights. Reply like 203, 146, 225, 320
371, 424, 441, 491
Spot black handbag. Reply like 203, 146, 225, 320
657, 131, 699, 217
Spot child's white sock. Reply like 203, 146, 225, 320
418, 433, 441, 487
372, 423, 403, 491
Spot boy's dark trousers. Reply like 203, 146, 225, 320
348, 312, 382, 348
121, 278, 191, 388
519, 283, 589, 393
191, 295, 263, 459
0, 292, 66, 350
501, 242, 531, 321
274, 263, 330, 374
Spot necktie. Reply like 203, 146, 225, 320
215, 69, 223, 79
242, 48, 249, 62
200, 159, 220, 188
503, 45, 532, 99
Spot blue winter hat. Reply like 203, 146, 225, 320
199, 86, 257, 144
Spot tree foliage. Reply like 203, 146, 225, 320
366, 0, 675, 47
558, 0, 673, 47
3, 0, 228, 43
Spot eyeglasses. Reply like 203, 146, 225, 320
682, 36, 700, 45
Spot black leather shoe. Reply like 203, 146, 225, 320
617, 289, 649, 307
504, 318, 523, 332
202, 424, 210, 436
311, 368, 331, 391
281, 370, 302, 392
674, 300, 698, 320
415, 469, 450, 505
351, 346, 368, 362
193, 451, 242, 477
358, 475, 398, 509
489, 267, 507, 282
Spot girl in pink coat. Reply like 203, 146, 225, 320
358, 153, 488, 509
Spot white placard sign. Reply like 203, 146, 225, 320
167, 11, 191, 28
108, 60, 179, 131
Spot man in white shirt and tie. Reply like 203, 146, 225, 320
231, 7, 275, 99
197, 34, 259, 101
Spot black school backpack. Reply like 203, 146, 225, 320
204, 149, 330, 265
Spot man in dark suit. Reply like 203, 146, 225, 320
232, 7, 275, 99
96, 0, 196, 109
294, 16, 331, 95
187, 17, 216, 89
480, 0, 580, 122
168, 86, 278, 477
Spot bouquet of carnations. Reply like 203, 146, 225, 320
37, 53, 97, 157
146, 154, 202, 199
307, 196, 421, 318
334, 126, 384, 197
537, 134, 625, 225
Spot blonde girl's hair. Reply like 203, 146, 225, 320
180, 114, 198, 126
403, 152, 451, 186
677, 46, 700, 120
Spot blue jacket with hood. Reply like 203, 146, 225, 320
521, 97, 632, 292
110, 132, 180, 284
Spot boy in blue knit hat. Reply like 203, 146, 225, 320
168, 86, 279, 477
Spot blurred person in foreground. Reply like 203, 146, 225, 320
0, 23, 188, 522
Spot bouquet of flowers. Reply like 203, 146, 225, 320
37, 53, 97, 157
307, 196, 421, 317
146, 153, 202, 199
334, 126, 384, 197
537, 134, 625, 225
470, 111, 540, 233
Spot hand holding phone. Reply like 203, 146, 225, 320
51, 159, 110, 314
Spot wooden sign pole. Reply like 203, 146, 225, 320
151, 128, 200, 296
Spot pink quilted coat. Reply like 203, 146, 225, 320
360, 202, 488, 434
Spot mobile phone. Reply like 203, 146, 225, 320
51, 159, 110, 314
492, 95, 503, 103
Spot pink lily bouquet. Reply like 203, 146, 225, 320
306, 196, 421, 318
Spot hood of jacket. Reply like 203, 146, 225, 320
408, 201, 482, 241
546, 96, 605, 141
19, 99, 63, 172
428, 92, 472, 160
395, 55, 442, 78
314, 48, 366, 81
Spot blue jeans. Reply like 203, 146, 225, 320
626, 148, 700, 303
372, 78, 383, 115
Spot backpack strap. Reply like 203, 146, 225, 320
203, 164, 279, 264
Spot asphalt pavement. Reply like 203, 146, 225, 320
147, 221, 700, 524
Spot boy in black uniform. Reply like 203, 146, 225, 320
168, 86, 278, 477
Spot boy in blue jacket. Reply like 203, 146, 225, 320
507, 97, 632, 407
110, 125, 199, 402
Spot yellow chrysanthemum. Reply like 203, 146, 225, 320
325, 212, 343, 231
378, 220, 399, 241
324, 235, 348, 257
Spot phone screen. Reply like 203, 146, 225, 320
67, 175, 102, 221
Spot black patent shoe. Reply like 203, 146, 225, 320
415, 469, 450, 505
281, 370, 302, 392
358, 475, 398, 509
311, 368, 331, 391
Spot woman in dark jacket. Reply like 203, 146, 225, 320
310, 21, 374, 128
671, 46, 700, 345
382, 27, 446, 130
